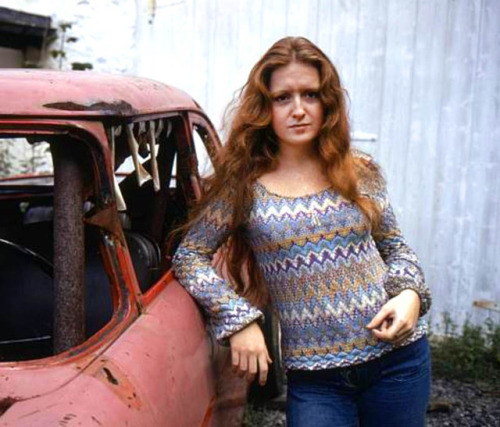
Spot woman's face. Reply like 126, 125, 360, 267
269, 61, 323, 151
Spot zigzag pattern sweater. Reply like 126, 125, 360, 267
173, 156, 431, 371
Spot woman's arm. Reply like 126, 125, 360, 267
372, 184, 431, 317
172, 195, 263, 341
356, 155, 431, 343
172, 195, 270, 384
373, 193, 431, 317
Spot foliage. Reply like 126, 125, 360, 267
22, 21, 93, 70
19, 143, 52, 175
0, 140, 52, 178
49, 21, 93, 71
430, 312, 500, 386
71, 62, 94, 71
0, 142, 13, 178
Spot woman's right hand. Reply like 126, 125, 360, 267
229, 321, 272, 386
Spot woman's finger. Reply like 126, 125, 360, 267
372, 318, 401, 341
367, 305, 392, 330
231, 350, 240, 373
258, 352, 270, 386
247, 354, 258, 382
238, 352, 248, 377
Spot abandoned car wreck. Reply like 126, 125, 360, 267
0, 69, 252, 426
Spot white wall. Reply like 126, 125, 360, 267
1, 0, 499, 330
0, 0, 137, 72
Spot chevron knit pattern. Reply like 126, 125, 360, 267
173, 156, 431, 371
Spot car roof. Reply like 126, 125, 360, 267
0, 69, 201, 119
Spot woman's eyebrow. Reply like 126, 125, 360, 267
301, 85, 320, 91
270, 89, 289, 96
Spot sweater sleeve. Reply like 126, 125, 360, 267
172, 194, 263, 342
373, 188, 432, 316
356, 152, 432, 316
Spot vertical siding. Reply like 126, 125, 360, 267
3, 0, 499, 329
134, 0, 500, 329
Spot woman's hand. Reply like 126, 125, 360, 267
367, 289, 421, 344
229, 321, 272, 385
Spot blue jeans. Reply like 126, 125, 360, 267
286, 336, 431, 427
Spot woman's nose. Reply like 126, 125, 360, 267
291, 96, 305, 118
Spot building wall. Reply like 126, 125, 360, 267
1, 0, 499, 329
0, 47, 23, 67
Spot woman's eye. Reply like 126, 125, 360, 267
305, 91, 319, 99
274, 94, 290, 103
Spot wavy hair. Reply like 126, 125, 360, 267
188, 36, 381, 307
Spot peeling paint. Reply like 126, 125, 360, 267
91, 415, 102, 425
0, 397, 17, 417
58, 413, 76, 426
88, 358, 141, 410
102, 367, 118, 386
43, 101, 137, 115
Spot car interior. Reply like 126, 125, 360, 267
0, 117, 192, 362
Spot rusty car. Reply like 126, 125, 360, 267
0, 69, 258, 426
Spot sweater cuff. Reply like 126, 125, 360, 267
211, 301, 264, 344
384, 277, 432, 317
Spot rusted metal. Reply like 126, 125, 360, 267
52, 140, 85, 354
43, 101, 136, 114
88, 358, 142, 409
0, 71, 247, 425
125, 123, 152, 187
473, 300, 500, 313
148, 121, 160, 192
0, 397, 18, 416
108, 126, 127, 211
84, 206, 126, 246
0, 70, 201, 119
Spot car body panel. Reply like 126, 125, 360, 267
1, 279, 215, 426
0, 70, 247, 426
0, 69, 199, 119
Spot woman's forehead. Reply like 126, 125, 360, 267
269, 62, 320, 92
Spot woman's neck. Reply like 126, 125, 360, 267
257, 144, 330, 197
275, 144, 320, 171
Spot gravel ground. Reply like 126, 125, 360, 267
244, 378, 500, 427
427, 378, 500, 427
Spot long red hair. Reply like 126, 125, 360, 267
188, 36, 380, 307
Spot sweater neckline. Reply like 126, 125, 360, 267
254, 180, 333, 200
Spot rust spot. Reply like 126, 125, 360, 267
85, 206, 125, 245
43, 100, 137, 115
59, 413, 76, 426
103, 367, 119, 385
89, 358, 141, 409
0, 397, 18, 417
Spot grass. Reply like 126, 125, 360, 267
430, 312, 500, 387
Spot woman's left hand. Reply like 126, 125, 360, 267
367, 289, 421, 344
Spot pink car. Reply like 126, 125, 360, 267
0, 70, 250, 426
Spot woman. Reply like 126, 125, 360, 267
173, 36, 431, 426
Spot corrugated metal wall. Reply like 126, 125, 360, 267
136, 0, 500, 329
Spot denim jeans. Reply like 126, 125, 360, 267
286, 336, 431, 427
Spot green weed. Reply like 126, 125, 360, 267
430, 313, 500, 386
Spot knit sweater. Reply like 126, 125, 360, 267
172, 155, 431, 371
